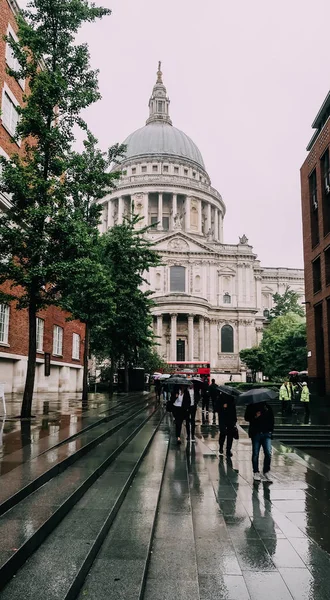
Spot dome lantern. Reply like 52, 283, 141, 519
146, 61, 172, 126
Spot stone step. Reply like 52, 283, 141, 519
0, 404, 161, 591
0, 412, 167, 600
76, 423, 170, 600
0, 396, 155, 517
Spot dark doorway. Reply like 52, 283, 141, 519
177, 339, 185, 361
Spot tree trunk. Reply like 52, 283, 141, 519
82, 321, 90, 409
124, 360, 129, 393
109, 358, 115, 397
21, 300, 37, 418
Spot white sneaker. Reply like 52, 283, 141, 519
263, 472, 273, 483
253, 472, 261, 481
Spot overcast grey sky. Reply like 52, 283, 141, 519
20, 0, 330, 267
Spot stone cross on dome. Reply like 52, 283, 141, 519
146, 62, 172, 126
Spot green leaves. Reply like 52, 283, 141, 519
260, 314, 307, 379
270, 286, 305, 319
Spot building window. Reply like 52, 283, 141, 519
263, 309, 270, 319
53, 325, 63, 356
174, 166, 179, 174
0, 304, 9, 344
313, 256, 322, 294
72, 333, 80, 359
223, 293, 231, 304
192, 171, 196, 178
36, 318, 44, 352
184, 169, 188, 176
141, 166, 147, 173
309, 169, 319, 247
152, 165, 158, 172
170, 266, 186, 292
321, 149, 330, 236
131, 167, 136, 174
325, 247, 330, 286
221, 324, 234, 353
163, 165, 169, 172
150, 215, 158, 227
6, 34, 19, 72
162, 216, 169, 230
2, 90, 19, 137
157, 100, 164, 112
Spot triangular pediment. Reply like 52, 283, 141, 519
152, 231, 216, 254
218, 264, 236, 275
262, 286, 274, 292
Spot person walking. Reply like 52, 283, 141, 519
187, 382, 198, 442
201, 376, 210, 416
279, 381, 292, 415
209, 378, 218, 425
218, 394, 237, 458
245, 402, 274, 482
154, 378, 161, 402
300, 382, 310, 421
172, 386, 190, 444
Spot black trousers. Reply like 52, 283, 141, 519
219, 424, 234, 453
173, 407, 189, 438
202, 395, 209, 411
187, 405, 197, 438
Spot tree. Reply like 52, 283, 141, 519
239, 347, 264, 382
0, 0, 111, 417
92, 215, 161, 392
260, 313, 307, 379
270, 286, 305, 319
136, 347, 167, 375
54, 133, 124, 404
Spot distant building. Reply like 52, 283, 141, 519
301, 90, 330, 396
99, 64, 305, 382
0, 0, 84, 393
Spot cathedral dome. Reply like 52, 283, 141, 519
121, 62, 206, 171
123, 123, 205, 170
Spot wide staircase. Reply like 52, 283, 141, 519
273, 424, 330, 448
0, 393, 172, 599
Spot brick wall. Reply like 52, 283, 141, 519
301, 119, 330, 394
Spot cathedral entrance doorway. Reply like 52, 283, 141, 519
177, 339, 185, 361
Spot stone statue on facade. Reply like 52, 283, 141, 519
239, 234, 249, 245
174, 212, 183, 229
206, 227, 213, 241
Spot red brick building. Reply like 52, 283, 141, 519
0, 0, 85, 393
301, 91, 330, 397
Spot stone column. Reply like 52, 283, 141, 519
185, 196, 191, 232
118, 196, 124, 224
204, 319, 210, 361
158, 193, 163, 230
214, 209, 219, 241
170, 314, 177, 361
171, 193, 177, 229
206, 203, 212, 233
156, 315, 163, 355
188, 314, 194, 361
209, 319, 218, 369
107, 199, 113, 229
199, 316, 205, 361
143, 193, 149, 225
219, 212, 223, 242
197, 199, 202, 233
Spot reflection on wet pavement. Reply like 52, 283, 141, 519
152, 406, 330, 600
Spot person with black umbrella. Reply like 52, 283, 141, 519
243, 389, 275, 482
172, 386, 191, 444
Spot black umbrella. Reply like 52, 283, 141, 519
216, 384, 241, 397
239, 388, 278, 405
166, 377, 191, 387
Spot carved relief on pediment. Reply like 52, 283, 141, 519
167, 238, 189, 251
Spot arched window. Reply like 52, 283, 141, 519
194, 275, 201, 292
170, 266, 186, 292
221, 324, 234, 353
223, 293, 231, 304
263, 309, 270, 319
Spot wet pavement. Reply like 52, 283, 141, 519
1, 396, 330, 599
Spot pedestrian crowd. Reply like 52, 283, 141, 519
154, 375, 311, 484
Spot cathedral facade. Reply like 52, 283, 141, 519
99, 65, 304, 381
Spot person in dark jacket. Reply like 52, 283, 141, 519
171, 387, 191, 443
187, 382, 199, 442
154, 378, 161, 402
244, 402, 274, 482
217, 394, 237, 457
201, 377, 210, 416
209, 379, 218, 425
